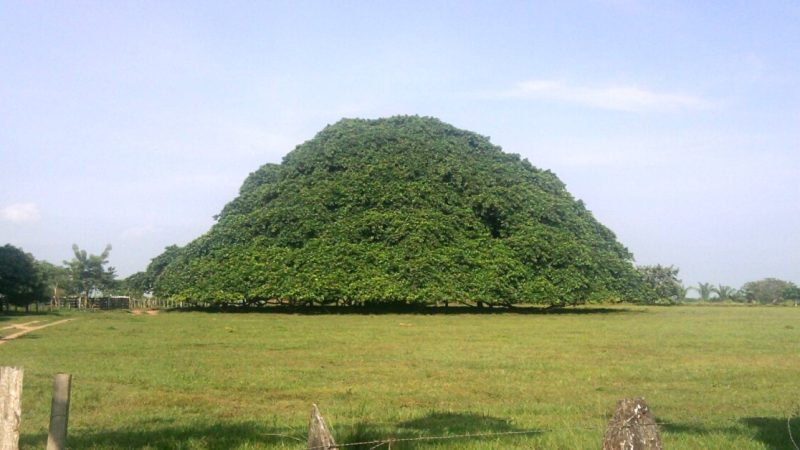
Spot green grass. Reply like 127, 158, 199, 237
1, 305, 799, 449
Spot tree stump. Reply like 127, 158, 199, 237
602, 397, 663, 450
0, 367, 24, 450
308, 404, 336, 450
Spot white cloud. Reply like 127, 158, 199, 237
0, 203, 41, 223
501, 79, 713, 112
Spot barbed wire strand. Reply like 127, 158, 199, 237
310, 428, 546, 450
261, 433, 306, 443
305, 423, 679, 449
284, 414, 800, 450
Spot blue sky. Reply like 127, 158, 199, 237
1, 1, 798, 289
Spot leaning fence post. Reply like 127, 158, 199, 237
0, 366, 24, 450
602, 397, 663, 450
46, 373, 72, 450
308, 403, 336, 450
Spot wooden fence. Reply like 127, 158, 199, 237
47, 297, 186, 311
0, 367, 72, 450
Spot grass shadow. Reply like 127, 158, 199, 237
661, 417, 799, 450
8, 333, 43, 341
20, 421, 305, 450
176, 304, 638, 316
337, 411, 538, 449
20, 413, 536, 449
398, 411, 518, 434
741, 417, 798, 450
0, 310, 61, 321
660, 420, 730, 440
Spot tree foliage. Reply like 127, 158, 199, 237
740, 278, 797, 304
675, 285, 692, 302
696, 282, 714, 302
153, 116, 644, 306
35, 260, 70, 303
637, 265, 682, 304
711, 284, 738, 302
65, 244, 116, 304
783, 284, 800, 305
0, 244, 42, 309
124, 245, 182, 296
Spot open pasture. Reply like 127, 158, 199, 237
1, 305, 798, 449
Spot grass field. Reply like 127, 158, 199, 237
1, 305, 798, 449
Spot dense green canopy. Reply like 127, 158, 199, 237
0, 243, 42, 308
154, 116, 643, 306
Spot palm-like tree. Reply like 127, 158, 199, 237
676, 285, 693, 302
712, 285, 738, 302
696, 282, 714, 302
64, 244, 114, 308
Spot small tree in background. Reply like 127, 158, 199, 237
784, 284, 800, 306
676, 285, 693, 302
712, 284, 738, 302
637, 265, 682, 304
35, 260, 71, 306
65, 244, 116, 308
741, 278, 796, 304
696, 282, 714, 302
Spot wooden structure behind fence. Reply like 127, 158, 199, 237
48, 297, 185, 311
128, 298, 185, 310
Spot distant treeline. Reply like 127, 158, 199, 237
637, 264, 799, 305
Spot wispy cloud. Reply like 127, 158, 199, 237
0, 203, 41, 223
499, 79, 713, 112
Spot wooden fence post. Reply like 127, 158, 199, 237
46, 373, 72, 450
0, 366, 24, 450
308, 404, 336, 450
602, 397, 663, 450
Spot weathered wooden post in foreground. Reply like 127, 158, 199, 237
0, 366, 24, 450
308, 404, 336, 450
46, 373, 72, 450
603, 397, 663, 450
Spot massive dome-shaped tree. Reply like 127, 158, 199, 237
154, 116, 643, 306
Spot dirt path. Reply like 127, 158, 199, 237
0, 320, 41, 331
0, 319, 74, 345
130, 309, 160, 316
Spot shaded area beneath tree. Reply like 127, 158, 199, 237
661, 416, 799, 450
173, 303, 641, 316
338, 411, 539, 449
21, 422, 306, 450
